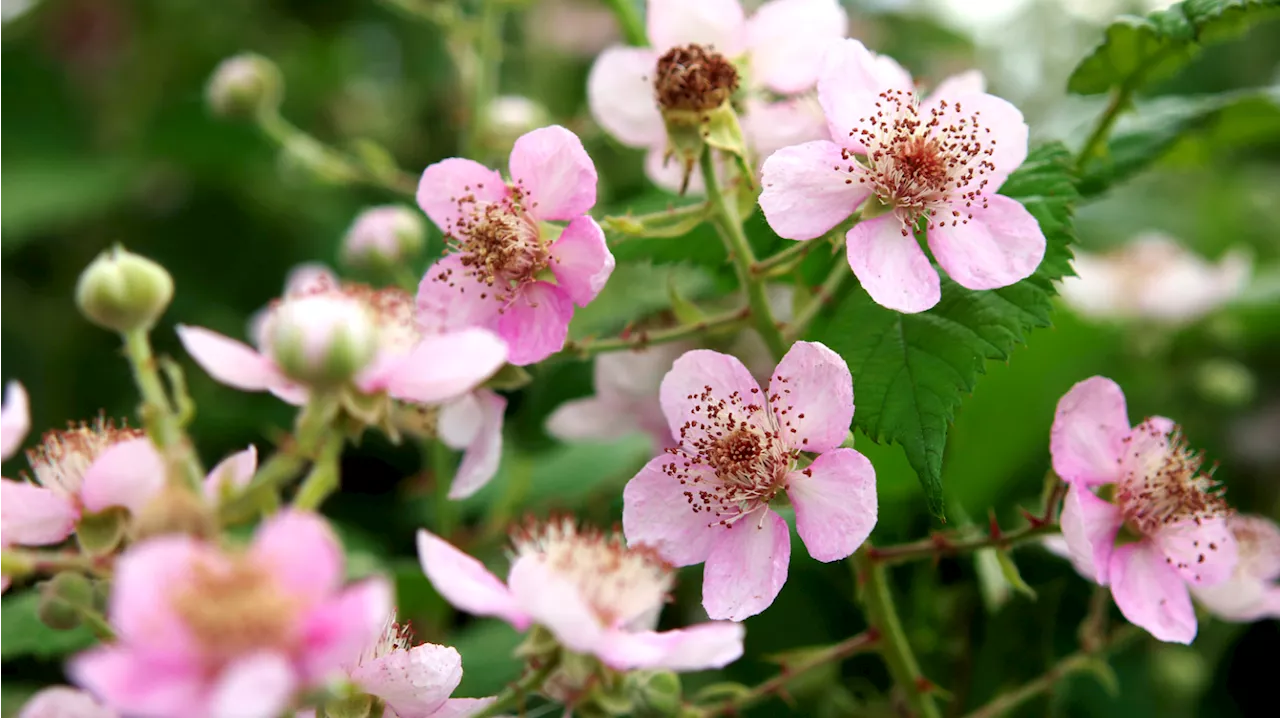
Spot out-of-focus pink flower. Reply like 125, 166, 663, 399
203, 445, 258, 502
19, 686, 117, 718
437, 390, 507, 500
588, 0, 847, 192
417, 519, 744, 672
1052, 376, 1238, 644
341, 205, 426, 270
1191, 514, 1280, 622
622, 341, 877, 621
70, 511, 391, 718
1059, 232, 1251, 326
416, 125, 612, 366
527, 0, 620, 57
759, 38, 1043, 314
1, 381, 30, 461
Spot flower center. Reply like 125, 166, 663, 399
171, 556, 300, 663
349, 613, 414, 669
433, 191, 549, 308
26, 418, 143, 497
654, 44, 739, 113
1114, 422, 1228, 538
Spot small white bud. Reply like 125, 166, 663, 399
206, 53, 282, 119
268, 295, 378, 388
340, 206, 426, 271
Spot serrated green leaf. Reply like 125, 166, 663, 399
809, 144, 1077, 519
1, 590, 97, 660
1068, 0, 1280, 96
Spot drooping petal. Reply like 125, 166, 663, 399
509, 126, 598, 221
702, 509, 791, 621
107, 537, 204, 654
622, 456, 722, 567
79, 438, 166, 515
507, 556, 605, 654
364, 329, 508, 404
758, 140, 870, 241
595, 622, 745, 671
817, 39, 911, 152
415, 159, 508, 237
177, 325, 290, 393
0, 479, 78, 546
496, 282, 574, 366
927, 195, 1045, 291
1108, 541, 1197, 644
416, 530, 529, 629
349, 643, 462, 718
427, 698, 498, 718
250, 510, 344, 599
742, 96, 831, 170
1150, 518, 1238, 587
549, 216, 615, 306
68, 648, 206, 717
787, 448, 876, 562
659, 349, 764, 447
300, 579, 393, 681
208, 652, 296, 718
1059, 482, 1124, 585
415, 255, 505, 335
845, 214, 940, 314
17, 686, 116, 718
439, 391, 507, 500
927, 69, 986, 99
587, 47, 666, 148
746, 0, 847, 94
924, 91, 1028, 191
768, 341, 854, 453
204, 445, 258, 502
1050, 376, 1130, 487
1, 381, 30, 461
647, 0, 747, 55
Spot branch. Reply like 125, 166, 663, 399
601, 0, 647, 46
470, 654, 560, 718
561, 307, 750, 358
867, 522, 1060, 567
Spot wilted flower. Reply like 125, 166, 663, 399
1052, 376, 1238, 644
70, 511, 390, 718
341, 205, 426, 271
416, 125, 613, 365
1, 381, 30, 461
1190, 513, 1280, 622
622, 341, 877, 620
18, 686, 116, 718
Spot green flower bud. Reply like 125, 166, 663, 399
268, 294, 378, 388
75, 246, 174, 333
38, 572, 96, 631
206, 53, 282, 120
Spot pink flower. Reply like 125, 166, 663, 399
2, 381, 30, 461
622, 341, 877, 620
19, 686, 116, 718
203, 445, 259, 502
759, 38, 1044, 313
417, 519, 744, 672
341, 205, 426, 269
588, 0, 847, 192
70, 510, 391, 718
1190, 514, 1280, 622
1052, 376, 1239, 644
415, 125, 613, 366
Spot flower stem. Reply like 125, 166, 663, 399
256, 110, 417, 197
561, 306, 750, 357
219, 399, 338, 523
122, 329, 204, 492
470, 653, 561, 718
429, 438, 458, 539
1074, 85, 1131, 172
1, 549, 112, 579
293, 432, 344, 510
602, 0, 647, 46
751, 237, 820, 275
852, 548, 942, 718
700, 148, 788, 361
868, 522, 1060, 567
784, 250, 849, 342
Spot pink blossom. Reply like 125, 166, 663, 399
2, 381, 30, 461
417, 519, 744, 672
341, 205, 425, 269
1052, 376, 1238, 644
588, 0, 847, 191
19, 686, 116, 718
1190, 514, 1280, 622
622, 341, 877, 620
759, 38, 1044, 313
70, 510, 391, 718
203, 445, 259, 502
415, 125, 613, 366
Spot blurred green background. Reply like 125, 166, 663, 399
2, 0, 1279, 715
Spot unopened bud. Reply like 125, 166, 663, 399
485, 95, 551, 151
340, 205, 426, 271
625, 670, 683, 717
207, 53, 282, 119
131, 485, 218, 541
75, 246, 174, 333
38, 572, 96, 631
269, 295, 378, 388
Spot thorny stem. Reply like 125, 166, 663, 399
256, 111, 418, 197
602, 0, 647, 46
700, 148, 788, 361
561, 307, 750, 357
602, 202, 712, 242
784, 251, 850, 342
122, 329, 205, 492
470, 653, 561, 718
751, 237, 820, 275
868, 522, 1061, 567
852, 547, 943, 718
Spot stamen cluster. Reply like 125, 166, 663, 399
170, 557, 300, 663
1115, 422, 1229, 540
26, 418, 142, 496
654, 44, 739, 113
433, 185, 548, 308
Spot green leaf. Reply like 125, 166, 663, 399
1067, 0, 1280, 96
1, 590, 97, 660
995, 548, 1037, 599
809, 144, 1077, 519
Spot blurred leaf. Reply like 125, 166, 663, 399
809, 144, 1078, 519
451, 620, 524, 697
1068, 0, 1280, 96
1, 158, 142, 246
1081, 656, 1122, 696
996, 548, 1038, 599
0, 591, 96, 661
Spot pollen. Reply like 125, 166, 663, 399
429, 186, 550, 310
25, 417, 143, 497
1115, 421, 1229, 539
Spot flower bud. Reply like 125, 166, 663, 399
268, 295, 378, 388
206, 53, 282, 119
625, 670, 683, 718
38, 572, 96, 631
75, 246, 174, 333
340, 205, 426, 271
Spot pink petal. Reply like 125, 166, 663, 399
415, 530, 529, 629
208, 652, 297, 718
746, 0, 847, 94
595, 622, 745, 671
659, 349, 763, 449
508, 126, 598, 221
427, 698, 498, 718
923, 91, 1028, 191
768, 341, 853, 453
300, 579, 394, 681
1151, 518, 1238, 587
204, 445, 258, 502
1050, 376, 1130, 487
927, 69, 986, 99
439, 390, 507, 500
546, 397, 635, 442
742, 96, 831, 169
549, 216, 615, 306
349, 642, 462, 717
1108, 541, 1197, 644
364, 329, 508, 404
250, 510, 344, 599
176, 325, 288, 393
845, 214, 940, 314
107, 537, 204, 654
79, 438, 166, 515
1, 381, 30, 461
415, 255, 505, 335
702, 509, 791, 621
927, 195, 1045, 291
415, 159, 508, 237
507, 556, 605, 655
496, 282, 574, 366
622, 456, 722, 567
1059, 482, 1123, 585
758, 140, 870, 241
1193, 577, 1280, 622
68, 647, 206, 717
817, 39, 911, 152
0, 479, 78, 546
647, 0, 747, 55
587, 47, 665, 148
18, 686, 116, 718
787, 448, 876, 562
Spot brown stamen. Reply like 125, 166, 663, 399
654, 44, 739, 113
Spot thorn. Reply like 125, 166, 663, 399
988, 508, 1003, 541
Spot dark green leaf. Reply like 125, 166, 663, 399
0, 591, 97, 661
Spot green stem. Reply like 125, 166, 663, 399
602, 0, 647, 46
293, 433, 344, 510
76, 605, 118, 642
122, 329, 204, 491
785, 252, 849, 341
1, 549, 111, 578
429, 438, 458, 538
562, 307, 750, 358
464, 0, 505, 158
257, 111, 417, 197
218, 448, 308, 524
868, 522, 1060, 567
1074, 85, 1131, 172
751, 237, 820, 275
852, 548, 942, 718
700, 149, 788, 361
470, 654, 560, 718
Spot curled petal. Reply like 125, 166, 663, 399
588, 47, 665, 148
927, 195, 1045, 291
1059, 482, 1123, 585
416, 530, 528, 629
80, 438, 166, 515
0, 479, 78, 547
1, 381, 30, 461
1050, 376, 1129, 487
758, 140, 869, 241
845, 214, 940, 314
176, 325, 288, 393
204, 445, 258, 502
439, 390, 507, 500
349, 642, 462, 717
549, 216, 615, 307
509, 126, 598, 221
702, 509, 790, 621
787, 448, 876, 562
